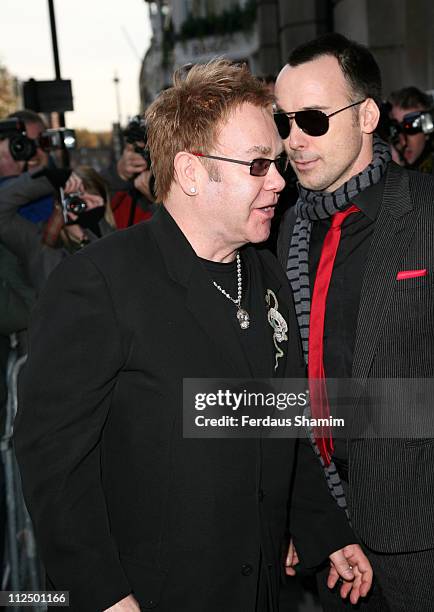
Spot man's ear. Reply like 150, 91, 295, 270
360, 98, 380, 134
173, 151, 202, 196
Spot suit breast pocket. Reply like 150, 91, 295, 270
395, 274, 432, 290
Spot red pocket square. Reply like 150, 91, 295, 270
396, 269, 427, 281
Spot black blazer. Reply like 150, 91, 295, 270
278, 163, 434, 554
15, 206, 354, 611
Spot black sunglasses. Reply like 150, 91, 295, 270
192, 152, 289, 177
274, 100, 366, 139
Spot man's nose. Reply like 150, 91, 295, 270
398, 133, 407, 147
265, 162, 286, 192
287, 120, 309, 150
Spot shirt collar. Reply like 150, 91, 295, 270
351, 172, 386, 221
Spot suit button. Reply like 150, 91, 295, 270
258, 488, 264, 502
241, 563, 253, 576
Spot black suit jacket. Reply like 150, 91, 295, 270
15, 206, 354, 611
278, 163, 434, 554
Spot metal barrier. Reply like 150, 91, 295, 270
1, 337, 44, 610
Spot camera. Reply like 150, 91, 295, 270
400, 110, 434, 135
123, 116, 152, 168
64, 193, 87, 215
38, 128, 76, 152
123, 115, 156, 200
0, 117, 37, 161
378, 102, 434, 145
60, 188, 87, 223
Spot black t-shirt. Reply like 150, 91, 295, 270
201, 253, 274, 378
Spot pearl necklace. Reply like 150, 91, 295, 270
212, 253, 250, 329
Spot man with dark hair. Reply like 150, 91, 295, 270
388, 86, 434, 172
6, 109, 49, 171
0, 110, 54, 224
276, 32, 434, 611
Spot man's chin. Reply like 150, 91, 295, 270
250, 228, 271, 244
297, 177, 327, 191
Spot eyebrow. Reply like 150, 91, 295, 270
245, 145, 272, 156
300, 105, 330, 111
276, 105, 330, 113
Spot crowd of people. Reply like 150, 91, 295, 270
0, 30, 432, 612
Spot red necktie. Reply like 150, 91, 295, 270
308, 205, 360, 465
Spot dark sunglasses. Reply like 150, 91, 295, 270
192, 152, 289, 177
274, 99, 366, 139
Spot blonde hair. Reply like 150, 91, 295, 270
74, 165, 116, 228
145, 58, 274, 201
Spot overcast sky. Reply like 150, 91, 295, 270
1, 0, 152, 131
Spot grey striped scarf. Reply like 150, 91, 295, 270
287, 137, 391, 510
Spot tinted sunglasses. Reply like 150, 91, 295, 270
192, 152, 289, 177
274, 99, 366, 139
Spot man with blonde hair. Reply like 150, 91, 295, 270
16, 59, 371, 611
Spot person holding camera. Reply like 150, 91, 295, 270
7, 110, 49, 171
0, 109, 48, 584
102, 116, 157, 228
388, 86, 434, 173
0, 166, 116, 293
0, 110, 48, 179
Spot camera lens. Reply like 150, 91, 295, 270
65, 194, 87, 215
9, 135, 37, 161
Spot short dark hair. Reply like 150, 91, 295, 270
388, 86, 432, 110
288, 33, 382, 105
7, 109, 45, 126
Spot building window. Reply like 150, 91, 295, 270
204, 0, 216, 14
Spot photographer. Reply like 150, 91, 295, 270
7, 110, 49, 172
0, 112, 44, 582
0, 110, 49, 179
0, 112, 57, 228
101, 116, 157, 228
388, 86, 434, 173
0, 166, 116, 293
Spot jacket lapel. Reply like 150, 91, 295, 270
352, 164, 421, 383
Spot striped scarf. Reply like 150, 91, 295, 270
287, 136, 391, 510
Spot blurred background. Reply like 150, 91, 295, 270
0, 2, 433, 610
1, 0, 433, 169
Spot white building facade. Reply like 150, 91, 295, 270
141, 0, 261, 105
140, 0, 434, 109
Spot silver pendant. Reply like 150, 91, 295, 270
237, 308, 250, 330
